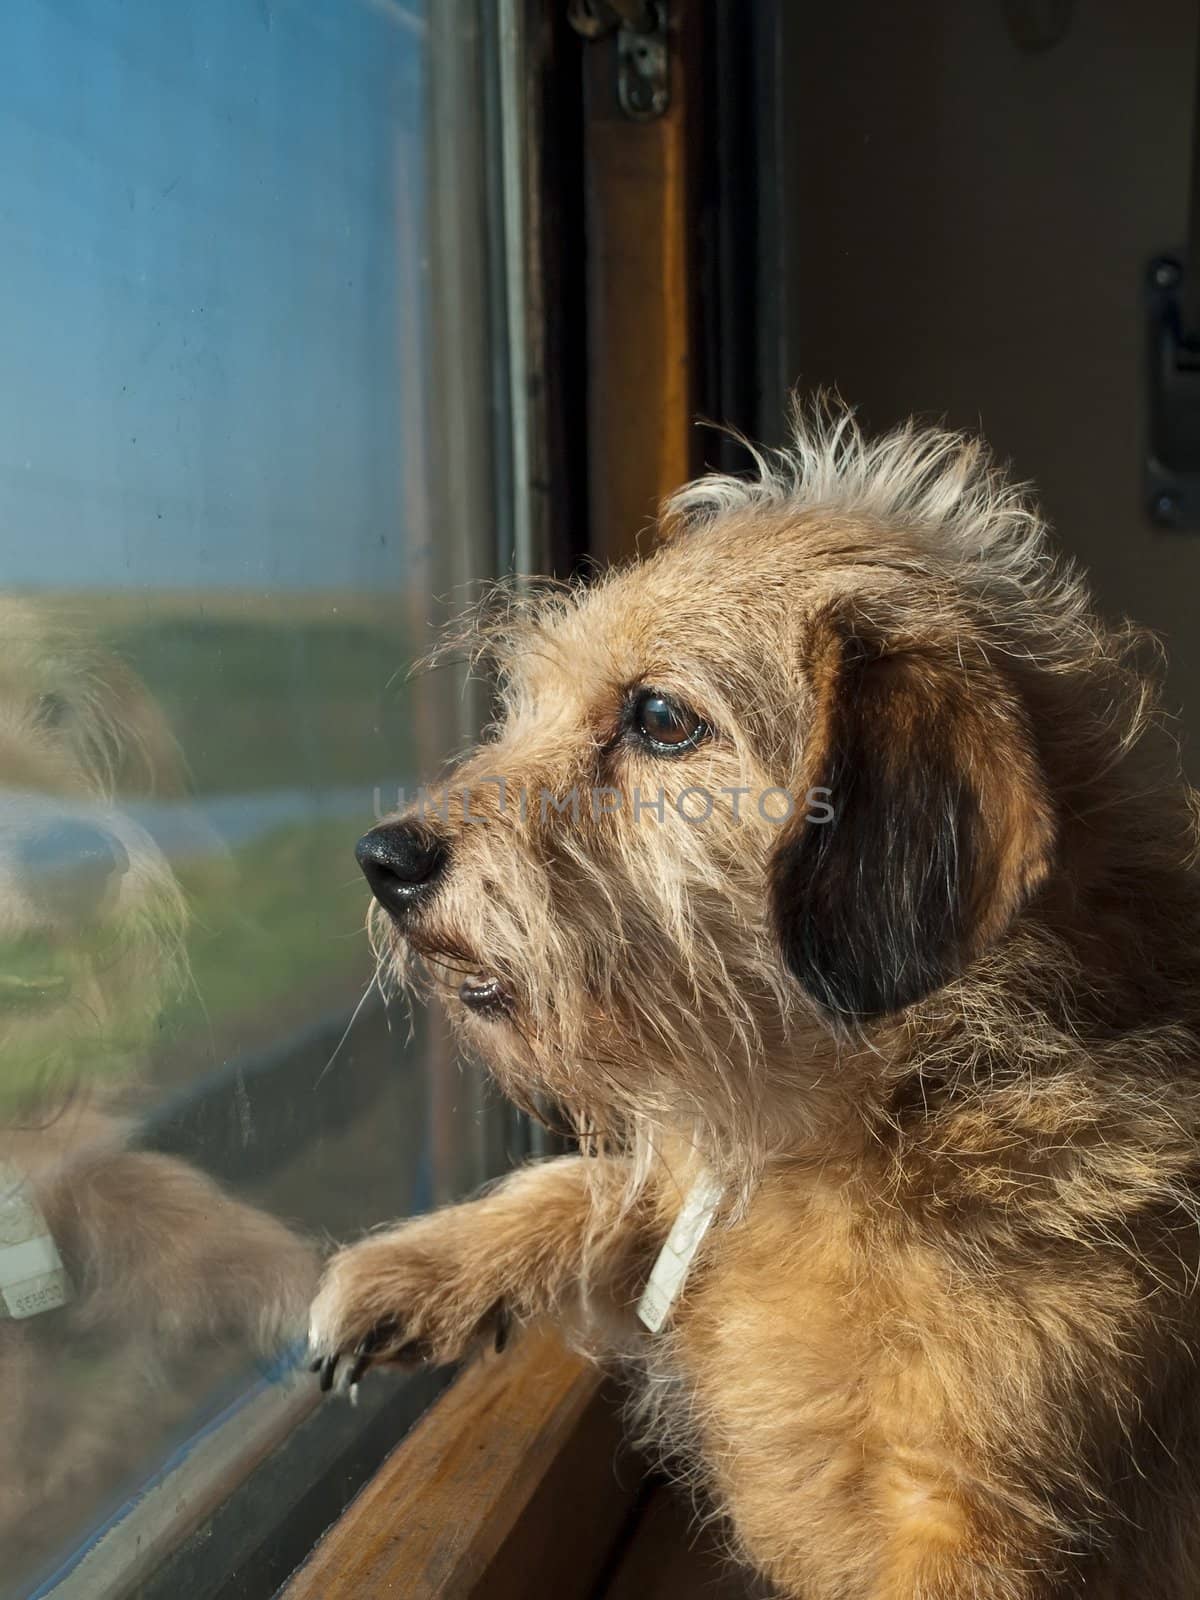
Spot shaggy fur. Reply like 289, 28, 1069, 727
310, 403, 1200, 1598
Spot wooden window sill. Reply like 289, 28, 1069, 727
280, 1324, 632, 1599
280, 1322, 761, 1599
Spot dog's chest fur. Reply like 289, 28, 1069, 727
623, 1165, 912, 1584
631, 1150, 1200, 1598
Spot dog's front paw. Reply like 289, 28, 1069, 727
307, 1222, 510, 1395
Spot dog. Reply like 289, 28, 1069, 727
0, 598, 315, 1575
309, 404, 1200, 1598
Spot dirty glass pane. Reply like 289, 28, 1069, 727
0, 1, 501, 1592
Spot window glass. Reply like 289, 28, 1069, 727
0, 2, 506, 1592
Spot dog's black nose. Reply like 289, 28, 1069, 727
356, 822, 446, 918
17, 821, 130, 922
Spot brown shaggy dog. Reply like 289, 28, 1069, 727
310, 406, 1200, 1598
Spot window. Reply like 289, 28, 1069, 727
0, 3, 523, 1594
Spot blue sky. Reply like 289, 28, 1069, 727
0, 0, 427, 588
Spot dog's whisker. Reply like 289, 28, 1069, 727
314, 969, 382, 1087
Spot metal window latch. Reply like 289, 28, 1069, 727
1146, 256, 1200, 530
567, 0, 670, 122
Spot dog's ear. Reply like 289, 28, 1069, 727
770, 609, 1055, 1023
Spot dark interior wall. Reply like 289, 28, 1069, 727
768, 0, 1200, 755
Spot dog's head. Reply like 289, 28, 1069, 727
0, 599, 186, 1111
359, 407, 1161, 1155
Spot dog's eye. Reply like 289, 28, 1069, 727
631, 690, 709, 755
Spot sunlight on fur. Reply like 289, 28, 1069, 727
312, 400, 1200, 1599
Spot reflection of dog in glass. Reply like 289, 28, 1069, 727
0, 599, 314, 1567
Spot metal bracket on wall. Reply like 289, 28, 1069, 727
567, 0, 670, 121
1146, 255, 1200, 530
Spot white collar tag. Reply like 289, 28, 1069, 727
637, 1168, 724, 1334
0, 1161, 72, 1320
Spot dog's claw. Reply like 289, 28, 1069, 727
359, 1317, 400, 1356
313, 1318, 429, 1398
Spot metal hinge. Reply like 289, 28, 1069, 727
567, 0, 670, 122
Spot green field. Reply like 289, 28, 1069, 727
109, 601, 419, 1059
97, 601, 422, 793
169, 816, 376, 1042
2, 593, 459, 1103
